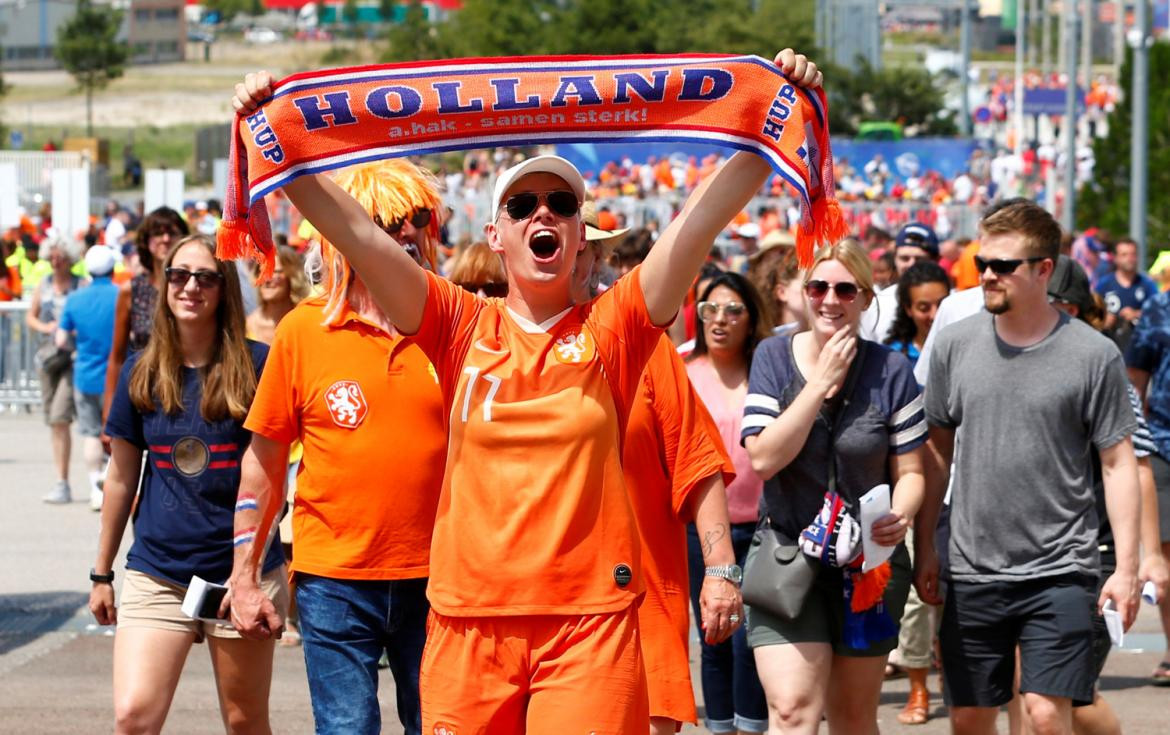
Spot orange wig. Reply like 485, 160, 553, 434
316, 160, 444, 326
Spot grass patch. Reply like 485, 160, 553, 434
13, 123, 202, 178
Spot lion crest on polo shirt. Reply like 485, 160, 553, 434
552, 328, 595, 364
324, 380, 368, 429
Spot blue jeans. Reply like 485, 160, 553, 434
687, 522, 768, 734
295, 574, 429, 735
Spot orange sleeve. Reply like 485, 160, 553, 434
406, 270, 483, 399
645, 338, 735, 523
586, 266, 665, 416
243, 314, 300, 444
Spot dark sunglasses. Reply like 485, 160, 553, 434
165, 267, 223, 289
459, 281, 508, 298
379, 208, 432, 236
973, 255, 1048, 275
805, 280, 861, 302
503, 191, 579, 221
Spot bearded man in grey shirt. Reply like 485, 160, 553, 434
914, 199, 1142, 735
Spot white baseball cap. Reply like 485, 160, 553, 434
84, 245, 116, 277
491, 155, 586, 220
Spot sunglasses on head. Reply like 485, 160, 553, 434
165, 266, 223, 289
503, 191, 580, 221
973, 255, 1048, 275
805, 280, 861, 302
379, 208, 432, 236
459, 281, 508, 298
697, 301, 748, 321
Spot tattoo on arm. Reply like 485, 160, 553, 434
701, 523, 728, 559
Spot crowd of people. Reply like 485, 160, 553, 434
1, 47, 1168, 735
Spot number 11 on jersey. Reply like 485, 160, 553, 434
460, 366, 502, 423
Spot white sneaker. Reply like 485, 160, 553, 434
89, 487, 103, 512
43, 481, 72, 504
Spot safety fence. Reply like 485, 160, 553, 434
0, 303, 41, 406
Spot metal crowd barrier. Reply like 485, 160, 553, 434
0, 302, 41, 406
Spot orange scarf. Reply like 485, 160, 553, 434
219, 54, 847, 278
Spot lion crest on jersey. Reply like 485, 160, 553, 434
324, 380, 368, 429
552, 328, 595, 364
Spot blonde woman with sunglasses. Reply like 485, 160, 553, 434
741, 238, 926, 735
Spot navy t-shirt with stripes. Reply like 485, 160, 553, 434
105, 341, 283, 586
741, 334, 927, 539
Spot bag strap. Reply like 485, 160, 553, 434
826, 340, 867, 501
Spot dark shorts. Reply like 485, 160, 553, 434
939, 573, 1097, 708
746, 543, 911, 658
1148, 454, 1170, 544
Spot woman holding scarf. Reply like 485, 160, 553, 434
741, 239, 926, 734
232, 48, 824, 735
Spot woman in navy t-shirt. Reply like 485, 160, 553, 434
89, 234, 286, 733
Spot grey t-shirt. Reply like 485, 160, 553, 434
925, 310, 1136, 582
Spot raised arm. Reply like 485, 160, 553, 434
639, 49, 822, 325
234, 73, 428, 333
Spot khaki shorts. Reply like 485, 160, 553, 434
39, 367, 75, 425
118, 567, 289, 642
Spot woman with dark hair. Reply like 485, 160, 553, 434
89, 234, 285, 733
884, 261, 951, 366
101, 207, 188, 433
685, 271, 772, 735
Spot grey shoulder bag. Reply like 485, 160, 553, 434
741, 341, 866, 621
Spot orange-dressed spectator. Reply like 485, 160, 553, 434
226, 161, 447, 735
232, 47, 822, 734
950, 237, 983, 291
576, 203, 742, 734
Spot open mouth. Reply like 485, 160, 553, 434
529, 230, 561, 262
400, 242, 421, 264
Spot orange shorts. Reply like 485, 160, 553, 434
420, 605, 649, 734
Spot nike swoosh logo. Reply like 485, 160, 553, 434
473, 339, 507, 355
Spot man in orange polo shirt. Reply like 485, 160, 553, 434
226, 161, 446, 735
573, 210, 744, 734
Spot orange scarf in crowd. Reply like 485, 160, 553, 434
218, 54, 847, 278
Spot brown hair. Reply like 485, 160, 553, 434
134, 207, 189, 273
129, 235, 257, 422
257, 245, 310, 306
979, 198, 1061, 260
749, 247, 801, 326
449, 242, 505, 288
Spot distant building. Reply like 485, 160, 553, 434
1, 0, 185, 72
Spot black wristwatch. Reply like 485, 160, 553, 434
89, 568, 115, 584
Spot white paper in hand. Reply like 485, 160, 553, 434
1102, 599, 1123, 647
859, 484, 894, 572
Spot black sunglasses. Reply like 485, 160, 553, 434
379, 208, 432, 236
165, 267, 223, 289
459, 281, 508, 298
503, 191, 580, 221
973, 255, 1048, 275
805, 279, 861, 302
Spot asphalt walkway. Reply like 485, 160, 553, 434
2, 412, 1166, 733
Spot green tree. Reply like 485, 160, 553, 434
435, 0, 564, 57
1079, 42, 1170, 250
54, 0, 129, 137
826, 57, 957, 136
382, 0, 448, 61
342, 0, 360, 35
379, 0, 396, 22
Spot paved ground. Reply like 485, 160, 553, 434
2, 411, 1167, 733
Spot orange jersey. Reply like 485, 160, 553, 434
244, 298, 446, 580
409, 267, 662, 617
624, 335, 734, 722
